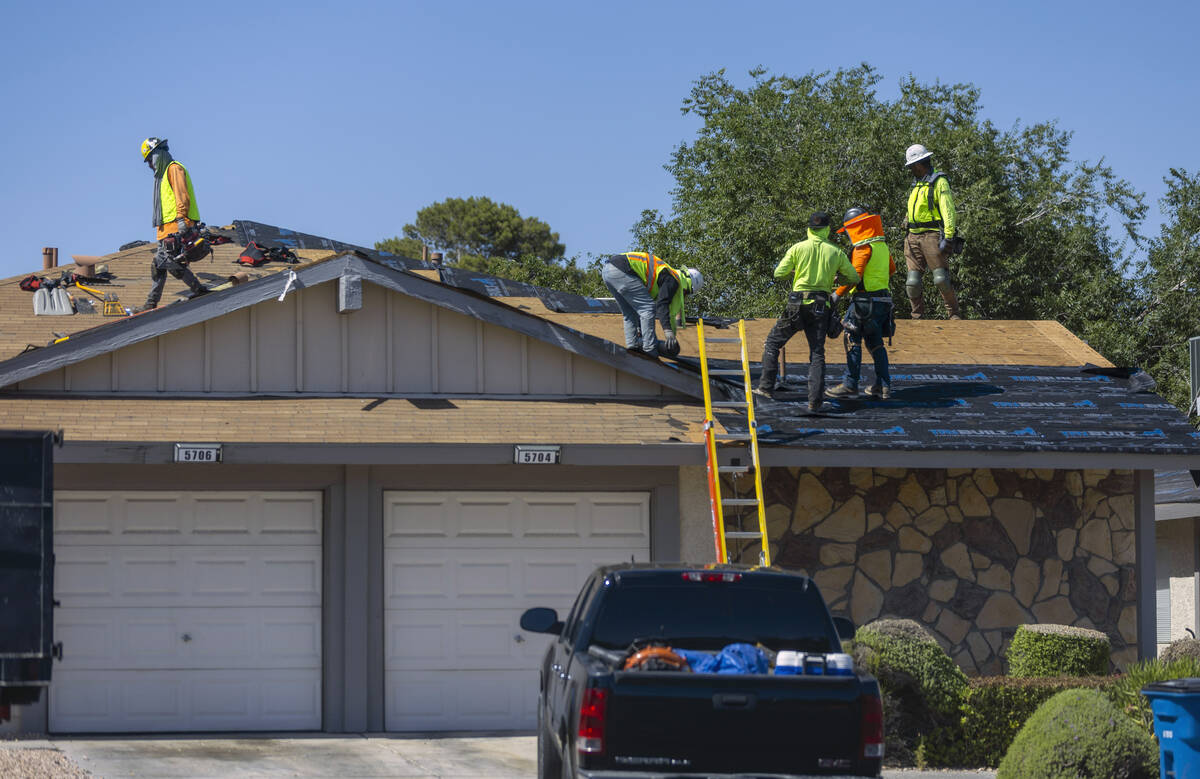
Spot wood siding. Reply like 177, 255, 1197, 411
16, 282, 676, 399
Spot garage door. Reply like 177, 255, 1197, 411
50, 491, 322, 733
384, 491, 650, 731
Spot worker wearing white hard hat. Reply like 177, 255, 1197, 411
136, 137, 209, 311
903, 143, 962, 319
601, 251, 702, 359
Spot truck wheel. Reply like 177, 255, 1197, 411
537, 705, 562, 779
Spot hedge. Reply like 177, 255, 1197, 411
997, 688, 1157, 778
1159, 637, 1200, 664
917, 676, 1111, 768
1108, 656, 1200, 735
1006, 624, 1110, 677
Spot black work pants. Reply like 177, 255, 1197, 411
759, 293, 828, 408
146, 243, 204, 307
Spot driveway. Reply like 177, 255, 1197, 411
4, 735, 997, 778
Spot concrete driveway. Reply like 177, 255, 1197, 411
6, 735, 997, 778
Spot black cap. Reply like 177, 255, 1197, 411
809, 211, 830, 228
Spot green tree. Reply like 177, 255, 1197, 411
634, 65, 1145, 358
1132, 168, 1200, 415
377, 196, 565, 264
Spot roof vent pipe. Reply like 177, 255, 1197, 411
429, 252, 443, 266
42, 247, 58, 270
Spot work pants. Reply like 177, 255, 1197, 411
602, 260, 660, 355
843, 296, 892, 391
759, 293, 828, 408
904, 231, 959, 318
146, 243, 205, 307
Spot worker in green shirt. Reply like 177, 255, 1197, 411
903, 144, 962, 319
756, 212, 860, 413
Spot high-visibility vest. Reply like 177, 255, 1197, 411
622, 252, 686, 329
158, 161, 200, 225
906, 172, 949, 233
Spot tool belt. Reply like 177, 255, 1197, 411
906, 219, 943, 231
788, 290, 829, 303
850, 289, 891, 300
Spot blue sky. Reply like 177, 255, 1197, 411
0, 0, 1193, 279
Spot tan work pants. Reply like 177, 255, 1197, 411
904, 232, 959, 318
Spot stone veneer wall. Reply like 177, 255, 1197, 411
720, 467, 1137, 674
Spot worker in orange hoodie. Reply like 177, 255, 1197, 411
136, 137, 209, 311
826, 208, 896, 400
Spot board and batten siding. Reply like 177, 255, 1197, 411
16, 282, 673, 398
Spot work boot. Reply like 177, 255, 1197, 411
753, 387, 775, 401
826, 384, 858, 398
864, 384, 891, 400
187, 286, 210, 300
133, 302, 157, 314
807, 401, 827, 414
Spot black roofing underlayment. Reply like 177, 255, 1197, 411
675, 358, 1200, 455
233, 220, 434, 271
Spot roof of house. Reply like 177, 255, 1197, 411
1, 219, 1195, 464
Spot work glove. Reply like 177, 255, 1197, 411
177, 219, 188, 233
662, 330, 680, 357
830, 292, 840, 304
939, 237, 954, 255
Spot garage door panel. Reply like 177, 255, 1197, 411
50, 670, 321, 732
51, 490, 322, 733
386, 670, 536, 732
384, 490, 649, 731
385, 609, 555, 671
56, 607, 321, 670
56, 547, 321, 608
55, 491, 322, 546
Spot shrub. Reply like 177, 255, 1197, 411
1160, 637, 1200, 663
997, 688, 1157, 778
917, 676, 1113, 768
1006, 624, 1110, 677
854, 620, 967, 764
1107, 656, 1200, 735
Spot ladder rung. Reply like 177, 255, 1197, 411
707, 369, 745, 376
705, 337, 743, 343
712, 401, 747, 408
718, 466, 751, 473
725, 532, 764, 539
715, 433, 751, 440
722, 499, 759, 506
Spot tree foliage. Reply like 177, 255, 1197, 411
377, 196, 565, 264
1132, 168, 1200, 414
633, 65, 1146, 361
376, 196, 605, 297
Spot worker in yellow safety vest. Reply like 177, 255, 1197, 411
903, 144, 962, 319
601, 252, 703, 358
136, 137, 209, 312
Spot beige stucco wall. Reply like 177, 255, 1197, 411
681, 466, 1138, 674
1157, 517, 1198, 653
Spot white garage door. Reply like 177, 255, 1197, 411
50, 491, 322, 733
384, 491, 650, 731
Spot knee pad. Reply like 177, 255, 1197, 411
932, 268, 951, 289
906, 270, 922, 292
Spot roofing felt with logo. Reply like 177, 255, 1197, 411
691, 360, 1200, 455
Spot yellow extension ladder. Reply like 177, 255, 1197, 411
696, 319, 771, 566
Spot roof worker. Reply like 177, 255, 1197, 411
601, 251, 703, 359
826, 208, 896, 400
136, 137, 209, 312
903, 144, 962, 319
755, 212, 860, 413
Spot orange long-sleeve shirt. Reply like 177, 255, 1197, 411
155, 163, 194, 241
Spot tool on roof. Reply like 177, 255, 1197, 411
696, 318, 771, 566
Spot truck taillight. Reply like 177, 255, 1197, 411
681, 571, 742, 582
578, 688, 608, 755
860, 693, 884, 759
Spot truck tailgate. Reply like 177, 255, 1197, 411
604, 672, 862, 774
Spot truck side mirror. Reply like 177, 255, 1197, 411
833, 616, 855, 641
520, 607, 563, 635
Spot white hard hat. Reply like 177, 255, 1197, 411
905, 143, 933, 168
684, 266, 704, 293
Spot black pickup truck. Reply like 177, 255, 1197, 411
521, 564, 884, 778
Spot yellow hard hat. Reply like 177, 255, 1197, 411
140, 137, 167, 160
